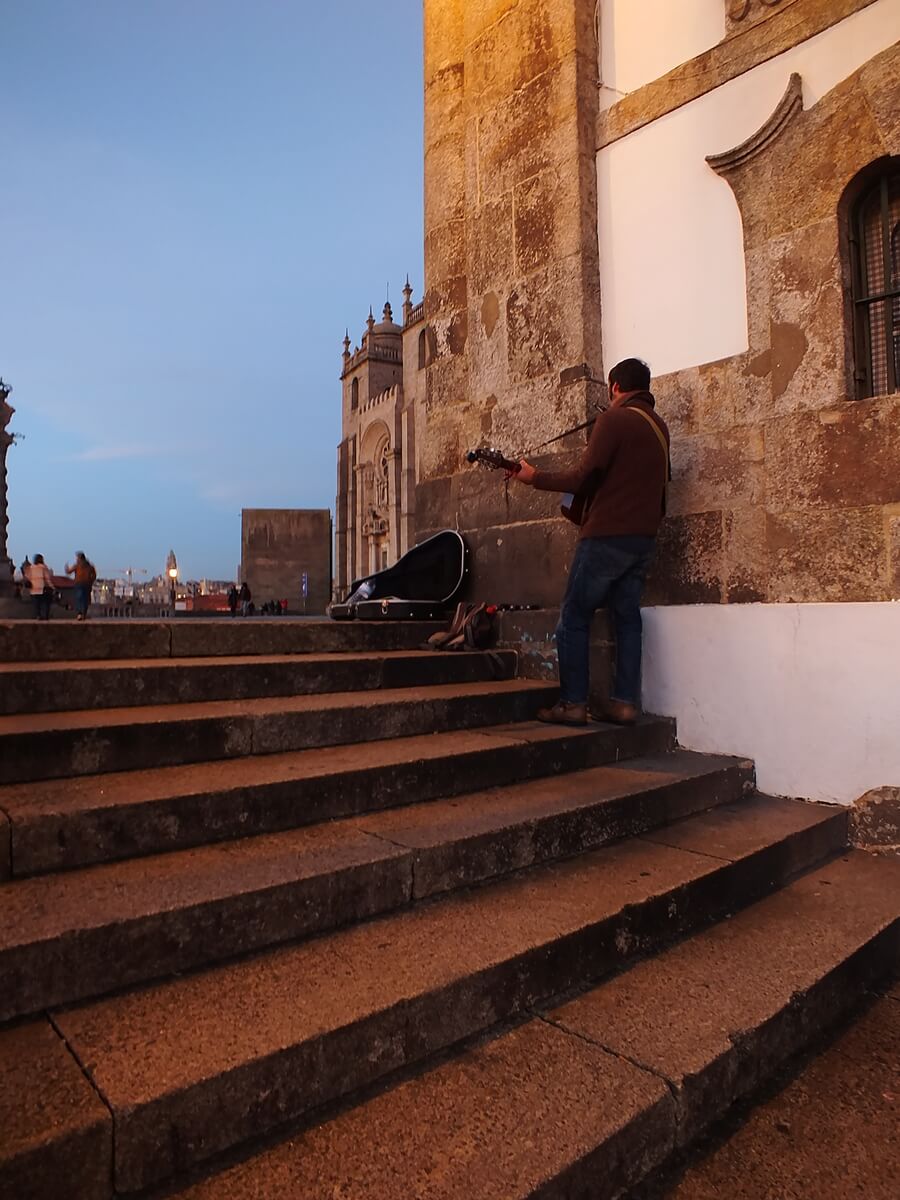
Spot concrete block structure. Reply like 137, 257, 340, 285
240, 508, 331, 614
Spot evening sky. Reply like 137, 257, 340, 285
2, 0, 423, 581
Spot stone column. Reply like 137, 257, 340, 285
0, 380, 17, 610
420, 0, 605, 603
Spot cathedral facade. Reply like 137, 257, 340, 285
334, 286, 427, 597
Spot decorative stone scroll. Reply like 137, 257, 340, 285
706, 73, 803, 175
728, 0, 785, 20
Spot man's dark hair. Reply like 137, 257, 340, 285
608, 358, 651, 394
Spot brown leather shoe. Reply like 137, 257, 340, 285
537, 701, 588, 727
591, 699, 639, 726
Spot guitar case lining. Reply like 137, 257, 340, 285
329, 530, 469, 621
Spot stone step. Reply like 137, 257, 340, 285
0, 617, 444, 664
46, 795, 845, 1193
0, 649, 518, 715
0, 751, 751, 1020
0, 679, 558, 785
161, 852, 900, 1200
650, 985, 900, 1200
0, 718, 675, 878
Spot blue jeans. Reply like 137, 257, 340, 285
556, 536, 656, 706
74, 584, 91, 616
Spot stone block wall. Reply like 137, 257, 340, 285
646, 44, 900, 605
420, 0, 604, 604
420, 2, 898, 612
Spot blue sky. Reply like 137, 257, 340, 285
2, 0, 424, 581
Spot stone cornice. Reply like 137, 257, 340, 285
596, 0, 879, 151
706, 72, 803, 173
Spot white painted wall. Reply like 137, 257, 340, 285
598, 0, 725, 109
597, 0, 900, 378
641, 603, 900, 805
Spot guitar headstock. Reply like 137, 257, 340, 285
465, 447, 520, 473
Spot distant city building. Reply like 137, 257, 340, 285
334, 285, 426, 598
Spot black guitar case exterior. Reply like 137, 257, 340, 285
329, 530, 469, 621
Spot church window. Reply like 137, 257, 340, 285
374, 437, 390, 512
418, 329, 427, 371
849, 165, 900, 398
351, 377, 359, 409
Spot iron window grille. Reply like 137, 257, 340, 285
849, 170, 900, 398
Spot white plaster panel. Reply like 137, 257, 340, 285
596, 0, 900, 378
641, 602, 900, 805
598, 0, 725, 108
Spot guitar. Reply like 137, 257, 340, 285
465, 448, 585, 526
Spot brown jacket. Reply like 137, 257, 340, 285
532, 392, 670, 538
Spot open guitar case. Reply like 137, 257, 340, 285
329, 529, 469, 621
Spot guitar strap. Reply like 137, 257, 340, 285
626, 405, 670, 512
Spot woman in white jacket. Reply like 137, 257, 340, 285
26, 554, 55, 620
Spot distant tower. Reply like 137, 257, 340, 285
402, 277, 413, 324
335, 274, 425, 600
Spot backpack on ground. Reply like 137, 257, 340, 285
424, 602, 498, 652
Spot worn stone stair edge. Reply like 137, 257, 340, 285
0, 754, 752, 1021
50, 797, 847, 1191
635, 990, 900, 1200
0, 1017, 113, 1200
146, 851, 900, 1200
3, 719, 677, 878
0, 619, 447, 664
0, 649, 519, 716
0, 680, 559, 785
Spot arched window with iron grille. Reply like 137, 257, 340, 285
849, 163, 900, 398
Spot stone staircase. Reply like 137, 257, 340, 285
0, 619, 897, 1200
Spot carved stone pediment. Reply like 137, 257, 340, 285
707, 73, 803, 175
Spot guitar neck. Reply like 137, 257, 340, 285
467, 448, 520, 473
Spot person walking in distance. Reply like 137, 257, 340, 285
509, 358, 669, 726
26, 554, 56, 621
65, 552, 97, 621
238, 581, 252, 617
227, 583, 239, 617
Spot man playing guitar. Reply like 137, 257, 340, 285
509, 358, 670, 727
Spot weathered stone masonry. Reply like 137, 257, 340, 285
647, 44, 900, 606
420, 0, 899, 610
419, 0, 603, 605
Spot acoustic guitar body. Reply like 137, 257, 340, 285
560, 493, 585, 526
